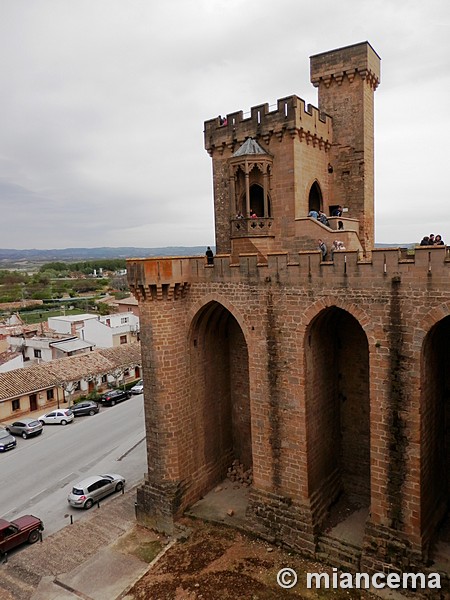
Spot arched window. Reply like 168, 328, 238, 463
249, 184, 271, 218
308, 181, 323, 213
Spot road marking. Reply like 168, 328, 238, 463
117, 436, 145, 461
29, 488, 47, 502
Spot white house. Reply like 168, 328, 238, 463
48, 314, 98, 336
80, 313, 140, 348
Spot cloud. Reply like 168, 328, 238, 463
0, 0, 449, 248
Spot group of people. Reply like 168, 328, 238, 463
308, 209, 330, 227
419, 234, 445, 246
235, 210, 258, 219
318, 239, 346, 261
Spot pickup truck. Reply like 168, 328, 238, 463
0, 515, 44, 555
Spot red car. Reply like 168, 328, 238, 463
0, 515, 44, 555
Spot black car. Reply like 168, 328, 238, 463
71, 401, 99, 417
99, 389, 130, 407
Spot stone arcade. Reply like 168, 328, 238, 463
127, 42, 450, 582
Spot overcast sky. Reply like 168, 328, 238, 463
1, 0, 449, 249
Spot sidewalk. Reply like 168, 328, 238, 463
0, 487, 165, 600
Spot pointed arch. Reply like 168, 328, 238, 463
308, 180, 323, 213
186, 296, 253, 503
303, 303, 370, 532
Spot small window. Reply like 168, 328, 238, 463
12, 399, 20, 411
34, 349, 42, 358
47, 389, 54, 400
101, 375, 107, 383
120, 335, 127, 345
121, 317, 128, 324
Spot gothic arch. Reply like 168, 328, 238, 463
308, 180, 323, 213
420, 314, 450, 558
302, 303, 371, 532
187, 296, 253, 501
296, 296, 379, 345
187, 293, 251, 344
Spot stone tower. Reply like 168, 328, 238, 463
310, 42, 380, 252
128, 41, 450, 587
204, 41, 380, 258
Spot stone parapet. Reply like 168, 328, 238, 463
204, 95, 332, 157
127, 246, 450, 294
310, 41, 380, 91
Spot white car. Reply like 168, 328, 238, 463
130, 380, 144, 395
38, 409, 74, 426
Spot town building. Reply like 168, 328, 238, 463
48, 312, 140, 348
0, 343, 142, 421
127, 41, 450, 580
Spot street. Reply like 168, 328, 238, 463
0, 395, 147, 536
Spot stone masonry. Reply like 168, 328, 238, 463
128, 42, 450, 584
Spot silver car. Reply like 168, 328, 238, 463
130, 380, 144, 395
67, 474, 126, 509
6, 418, 43, 439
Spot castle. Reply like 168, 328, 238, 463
127, 42, 450, 580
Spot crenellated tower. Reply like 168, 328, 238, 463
310, 41, 380, 252
204, 41, 380, 258
128, 42, 450, 586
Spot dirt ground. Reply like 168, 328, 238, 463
124, 518, 381, 600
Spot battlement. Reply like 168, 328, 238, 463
310, 41, 380, 90
127, 247, 450, 298
204, 95, 332, 156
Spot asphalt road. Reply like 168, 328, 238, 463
0, 394, 147, 536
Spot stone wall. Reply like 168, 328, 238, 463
129, 248, 450, 571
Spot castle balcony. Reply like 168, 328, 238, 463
231, 217, 274, 239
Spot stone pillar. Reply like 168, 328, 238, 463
134, 282, 189, 535
245, 170, 250, 216
263, 169, 269, 217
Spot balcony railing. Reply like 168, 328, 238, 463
231, 217, 274, 238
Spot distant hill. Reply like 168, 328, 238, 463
0, 247, 209, 263
0, 244, 414, 266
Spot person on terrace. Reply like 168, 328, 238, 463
318, 239, 327, 261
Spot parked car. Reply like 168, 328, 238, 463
71, 401, 99, 417
0, 515, 44, 555
130, 380, 144, 395
99, 389, 130, 407
6, 418, 43, 439
0, 428, 16, 452
67, 474, 126, 509
38, 409, 74, 426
